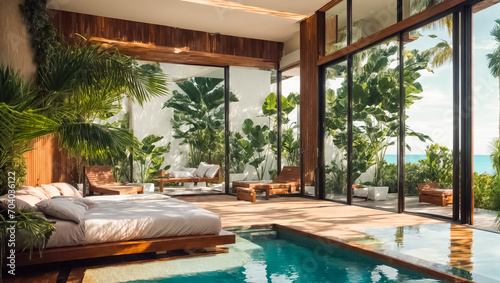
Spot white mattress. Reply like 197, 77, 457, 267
46, 196, 221, 248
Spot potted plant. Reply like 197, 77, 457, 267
134, 134, 171, 192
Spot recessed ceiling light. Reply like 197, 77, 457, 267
181, 0, 307, 21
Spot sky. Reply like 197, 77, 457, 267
325, 5, 500, 156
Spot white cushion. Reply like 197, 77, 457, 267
51, 182, 82, 197
183, 168, 197, 175
205, 165, 219, 178
194, 162, 212, 178
17, 186, 50, 200
40, 184, 62, 198
36, 198, 88, 223
172, 171, 194, 178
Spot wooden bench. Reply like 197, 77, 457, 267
417, 182, 453, 207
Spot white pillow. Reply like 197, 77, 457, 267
183, 168, 197, 175
172, 171, 194, 178
194, 162, 212, 178
51, 183, 82, 198
205, 165, 220, 178
17, 186, 50, 200
40, 184, 62, 198
53, 196, 97, 209
36, 198, 88, 223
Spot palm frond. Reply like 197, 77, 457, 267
57, 122, 139, 159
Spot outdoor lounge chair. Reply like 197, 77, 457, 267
154, 162, 221, 192
85, 165, 144, 195
417, 182, 453, 207
234, 166, 300, 203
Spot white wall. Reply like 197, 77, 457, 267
127, 63, 273, 180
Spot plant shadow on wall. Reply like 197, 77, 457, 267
324, 41, 433, 196
164, 77, 238, 171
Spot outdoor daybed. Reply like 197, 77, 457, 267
0, 184, 234, 265
154, 162, 221, 192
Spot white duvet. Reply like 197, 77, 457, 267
46, 195, 221, 248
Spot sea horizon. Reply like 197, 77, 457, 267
385, 154, 493, 174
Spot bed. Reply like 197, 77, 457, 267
7, 188, 234, 266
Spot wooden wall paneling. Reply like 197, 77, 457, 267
23, 134, 76, 187
300, 14, 319, 186
51, 10, 283, 68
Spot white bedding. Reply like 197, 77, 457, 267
46, 196, 221, 248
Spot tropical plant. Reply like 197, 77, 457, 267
486, 19, 500, 138
1, 209, 55, 279
134, 135, 171, 183
325, 42, 432, 187
164, 77, 238, 167
241, 119, 272, 180
418, 144, 453, 189
229, 132, 253, 173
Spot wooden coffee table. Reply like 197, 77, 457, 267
233, 181, 292, 203
89, 184, 144, 195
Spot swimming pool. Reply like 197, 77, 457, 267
94, 225, 449, 282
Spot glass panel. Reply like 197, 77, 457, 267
352, 0, 397, 43
324, 61, 348, 202
351, 38, 399, 212
229, 66, 277, 194
325, 1, 348, 55
403, 16, 454, 218
403, 0, 445, 19
280, 66, 301, 169
472, 1, 500, 232
115, 62, 225, 196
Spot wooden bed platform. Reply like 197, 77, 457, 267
17, 230, 235, 266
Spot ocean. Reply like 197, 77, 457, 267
385, 154, 494, 174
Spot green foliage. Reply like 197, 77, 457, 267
229, 132, 253, 173
325, 42, 431, 188
1, 209, 56, 278
473, 173, 500, 211
164, 77, 237, 167
19, 0, 60, 74
325, 157, 347, 195
404, 162, 425, 196
242, 118, 271, 180
419, 144, 453, 189
486, 19, 500, 78
134, 135, 171, 183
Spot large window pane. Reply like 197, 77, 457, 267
403, 0, 445, 19
280, 66, 301, 170
352, 0, 397, 43
229, 67, 277, 194
352, 38, 399, 212
324, 61, 348, 201
325, 1, 348, 55
403, 16, 454, 218
473, 1, 500, 232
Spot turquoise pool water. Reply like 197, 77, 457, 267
129, 226, 444, 282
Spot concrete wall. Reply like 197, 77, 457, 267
0, 0, 36, 80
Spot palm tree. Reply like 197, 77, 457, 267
0, 40, 169, 191
487, 19, 500, 137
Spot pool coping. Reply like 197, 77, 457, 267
227, 223, 474, 283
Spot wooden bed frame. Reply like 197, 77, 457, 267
17, 230, 235, 266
